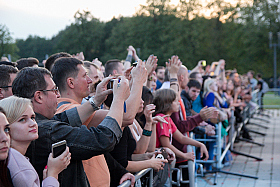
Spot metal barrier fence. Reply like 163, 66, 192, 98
118, 89, 277, 186
118, 168, 153, 187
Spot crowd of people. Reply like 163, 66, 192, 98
0, 46, 268, 187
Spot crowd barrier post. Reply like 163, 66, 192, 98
195, 111, 259, 184
230, 105, 263, 160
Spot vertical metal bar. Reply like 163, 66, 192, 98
187, 145, 195, 187
217, 122, 222, 169
274, 44, 277, 88
149, 168, 153, 187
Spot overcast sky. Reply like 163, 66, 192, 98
0, 0, 180, 40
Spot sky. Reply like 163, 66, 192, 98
0, 0, 179, 40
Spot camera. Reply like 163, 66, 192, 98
132, 62, 138, 67
107, 79, 114, 89
156, 148, 168, 160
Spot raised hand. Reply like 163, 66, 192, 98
113, 76, 130, 102
166, 55, 182, 75
94, 77, 114, 106
144, 104, 156, 124
145, 55, 158, 76
131, 60, 148, 85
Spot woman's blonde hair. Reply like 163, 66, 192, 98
203, 78, 216, 97
0, 96, 32, 124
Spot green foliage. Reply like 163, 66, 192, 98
52, 10, 105, 61
7, 0, 280, 78
16, 36, 52, 62
0, 24, 19, 61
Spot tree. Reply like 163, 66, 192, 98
52, 10, 105, 61
0, 24, 19, 60
16, 36, 53, 62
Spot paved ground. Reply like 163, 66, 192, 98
196, 109, 280, 187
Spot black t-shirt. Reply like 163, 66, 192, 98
110, 126, 136, 168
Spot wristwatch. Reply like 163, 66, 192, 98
89, 97, 100, 111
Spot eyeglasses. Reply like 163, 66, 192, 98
39, 87, 59, 95
0, 86, 12, 88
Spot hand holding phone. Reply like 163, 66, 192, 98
52, 140, 67, 158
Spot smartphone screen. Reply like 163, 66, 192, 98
52, 140, 66, 158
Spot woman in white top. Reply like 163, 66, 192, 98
0, 96, 71, 187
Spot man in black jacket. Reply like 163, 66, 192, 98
12, 67, 130, 187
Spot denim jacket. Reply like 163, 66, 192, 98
25, 107, 122, 187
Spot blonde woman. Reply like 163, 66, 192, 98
0, 96, 71, 187
203, 78, 229, 121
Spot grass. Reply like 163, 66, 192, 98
263, 92, 280, 107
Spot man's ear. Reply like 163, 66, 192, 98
66, 77, 75, 89
179, 74, 184, 82
112, 70, 118, 76
33, 91, 43, 104
0, 88, 4, 100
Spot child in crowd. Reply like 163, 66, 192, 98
153, 88, 209, 161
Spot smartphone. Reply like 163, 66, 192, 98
52, 140, 66, 158
107, 79, 114, 89
132, 62, 138, 67
202, 60, 206, 67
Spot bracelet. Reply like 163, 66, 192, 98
142, 129, 152, 136
89, 97, 100, 111
170, 78, 178, 82
170, 83, 180, 92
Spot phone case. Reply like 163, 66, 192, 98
52, 140, 66, 158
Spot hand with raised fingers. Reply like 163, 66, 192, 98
144, 104, 156, 124
124, 66, 133, 81
145, 55, 158, 76
113, 76, 130, 102
94, 76, 114, 106
74, 52, 85, 61
92, 58, 102, 69
166, 55, 182, 75
131, 60, 147, 85
219, 59, 225, 70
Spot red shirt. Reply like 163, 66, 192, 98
156, 113, 177, 148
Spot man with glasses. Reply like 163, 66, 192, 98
12, 67, 131, 187
0, 65, 18, 100
51, 57, 148, 186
